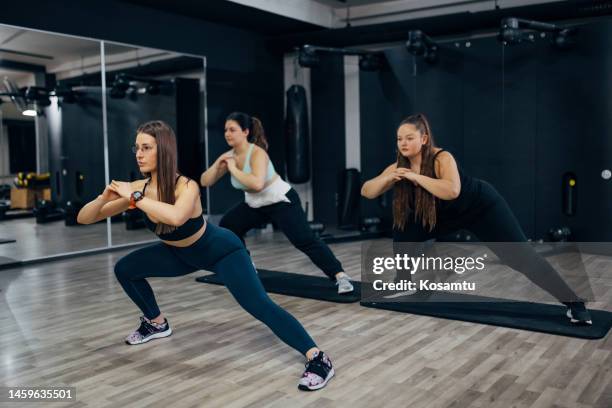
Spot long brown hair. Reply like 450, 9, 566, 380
393, 113, 439, 231
137, 120, 179, 235
226, 112, 269, 150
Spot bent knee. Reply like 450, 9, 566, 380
114, 258, 134, 280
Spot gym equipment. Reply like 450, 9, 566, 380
360, 217, 382, 233
298, 45, 385, 71
0, 200, 33, 221
64, 201, 83, 226
0, 238, 16, 244
499, 17, 575, 49
361, 292, 612, 340
0, 202, 7, 220
312, 168, 390, 244
285, 85, 310, 183
562, 172, 576, 216
548, 226, 572, 242
124, 208, 146, 230
109, 73, 172, 99
33, 200, 63, 224
14, 172, 50, 188
337, 168, 360, 229
406, 30, 438, 63
196, 269, 361, 303
0, 185, 10, 200
1, 78, 81, 113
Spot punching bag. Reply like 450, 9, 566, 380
285, 85, 310, 183
337, 168, 361, 229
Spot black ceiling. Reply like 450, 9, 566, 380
120, 0, 324, 36
119, 0, 612, 49
269, 0, 612, 51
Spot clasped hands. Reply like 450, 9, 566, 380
98, 180, 134, 202
391, 167, 420, 186
218, 152, 237, 172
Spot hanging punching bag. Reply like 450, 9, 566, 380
285, 85, 310, 183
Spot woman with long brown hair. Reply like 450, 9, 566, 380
361, 113, 592, 325
200, 112, 354, 294
77, 120, 335, 391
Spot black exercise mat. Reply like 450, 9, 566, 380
361, 292, 612, 339
196, 269, 361, 303
321, 230, 388, 244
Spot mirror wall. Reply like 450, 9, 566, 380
104, 43, 206, 247
0, 25, 207, 266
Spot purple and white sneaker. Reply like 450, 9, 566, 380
125, 316, 172, 345
298, 351, 335, 391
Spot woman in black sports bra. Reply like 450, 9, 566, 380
361, 113, 592, 325
77, 120, 335, 391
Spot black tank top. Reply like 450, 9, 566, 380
416, 149, 479, 218
141, 175, 204, 241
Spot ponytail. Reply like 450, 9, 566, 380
225, 112, 269, 151
249, 117, 269, 150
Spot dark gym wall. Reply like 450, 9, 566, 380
534, 20, 612, 241
206, 68, 286, 214
0, 0, 284, 215
310, 55, 346, 225
359, 18, 612, 241
359, 48, 413, 225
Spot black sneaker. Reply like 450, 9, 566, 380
563, 302, 593, 325
125, 316, 172, 345
298, 351, 335, 391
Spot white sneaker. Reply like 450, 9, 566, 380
336, 276, 354, 294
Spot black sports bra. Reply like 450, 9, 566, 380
141, 175, 204, 241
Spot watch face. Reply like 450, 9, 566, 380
133, 191, 143, 200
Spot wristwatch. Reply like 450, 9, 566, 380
129, 190, 144, 209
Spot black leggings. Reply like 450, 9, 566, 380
393, 180, 580, 302
220, 188, 343, 280
114, 222, 317, 355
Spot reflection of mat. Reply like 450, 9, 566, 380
0, 209, 34, 220
0, 238, 16, 244
361, 292, 612, 339
0, 256, 20, 268
196, 269, 361, 303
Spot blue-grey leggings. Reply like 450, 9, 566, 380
114, 222, 317, 355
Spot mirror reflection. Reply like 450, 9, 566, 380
104, 45, 206, 247
0, 26, 104, 265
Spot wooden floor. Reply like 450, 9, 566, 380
0, 231, 611, 408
